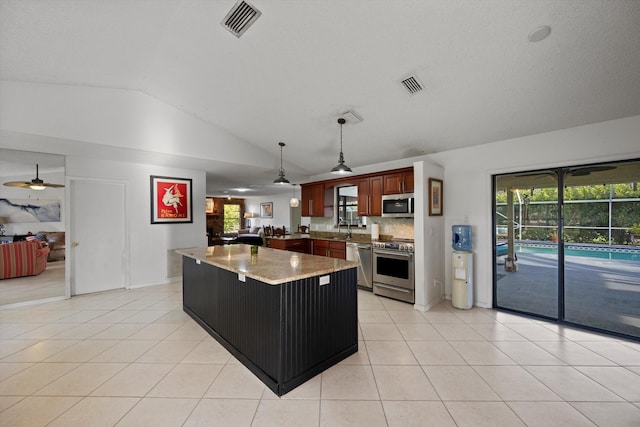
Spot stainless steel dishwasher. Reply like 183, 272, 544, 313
346, 242, 373, 290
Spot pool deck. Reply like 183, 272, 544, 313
496, 250, 640, 338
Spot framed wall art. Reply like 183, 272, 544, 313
0, 198, 61, 223
428, 178, 443, 216
260, 202, 273, 218
205, 197, 215, 214
150, 175, 193, 224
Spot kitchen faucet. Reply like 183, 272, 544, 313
338, 220, 352, 240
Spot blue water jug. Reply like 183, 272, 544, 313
452, 225, 472, 252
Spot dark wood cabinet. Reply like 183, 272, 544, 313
329, 241, 346, 259
301, 183, 325, 217
383, 168, 414, 194
357, 176, 382, 216
311, 239, 346, 259
312, 239, 328, 256
302, 167, 412, 218
268, 238, 310, 254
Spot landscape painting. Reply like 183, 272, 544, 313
0, 198, 61, 223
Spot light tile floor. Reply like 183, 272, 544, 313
1, 281, 639, 426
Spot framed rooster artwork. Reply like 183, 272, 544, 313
150, 175, 193, 224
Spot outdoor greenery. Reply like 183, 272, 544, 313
223, 204, 241, 232
496, 183, 640, 245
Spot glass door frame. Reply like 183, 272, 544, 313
492, 159, 639, 341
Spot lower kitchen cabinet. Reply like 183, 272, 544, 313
312, 239, 346, 259
268, 238, 310, 253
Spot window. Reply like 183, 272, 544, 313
336, 185, 359, 226
224, 204, 241, 232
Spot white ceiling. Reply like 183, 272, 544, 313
1, 0, 639, 196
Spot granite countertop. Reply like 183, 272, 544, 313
176, 244, 358, 285
266, 232, 378, 244
265, 233, 311, 240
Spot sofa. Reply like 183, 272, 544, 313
210, 227, 266, 246
0, 240, 50, 279
37, 231, 66, 261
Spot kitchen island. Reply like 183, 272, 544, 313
177, 244, 358, 396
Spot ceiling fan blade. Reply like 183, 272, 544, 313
514, 171, 556, 179
3, 181, 65, 188
568, 166, 616, 176
3, 181, 32, 188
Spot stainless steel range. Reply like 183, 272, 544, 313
372, 239, 415, 303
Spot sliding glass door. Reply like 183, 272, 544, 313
494, 170, 559, 319
562, 163, 640, 336
494, 160, 640, 339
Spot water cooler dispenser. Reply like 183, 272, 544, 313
452, 225, 473, 309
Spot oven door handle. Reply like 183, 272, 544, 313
374, 249, 414, 258
374, 283, 412, 293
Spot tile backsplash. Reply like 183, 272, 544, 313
308, 217, 414, 240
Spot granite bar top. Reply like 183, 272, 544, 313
176, 244, 358, 285
265, 233, 311, 240
266, 232, 383, 244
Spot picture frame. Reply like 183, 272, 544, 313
428, 178, 443, 216
260, 202, 273, 218
150, 175, 193, 224
205, 197, 214, 214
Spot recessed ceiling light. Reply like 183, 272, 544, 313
528, 26, 551, 43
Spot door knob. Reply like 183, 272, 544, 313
71, 241, 79, 247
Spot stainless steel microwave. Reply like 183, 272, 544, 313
381, 194, 414, 217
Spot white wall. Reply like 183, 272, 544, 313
430, 115, 640, 308
413, 160, 446, 312
66, 156, 206, 288
245, 193, 293, 232
0, 81, 272, 169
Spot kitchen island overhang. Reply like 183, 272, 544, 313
177, 245, 359, 396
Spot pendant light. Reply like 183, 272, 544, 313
330, 118, 353, 175
273, 142, 290, 184
289, 184, 299, 207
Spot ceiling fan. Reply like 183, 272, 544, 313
3, 164, 65, 190
515, 165, 617, 180
565, 165, 616, 176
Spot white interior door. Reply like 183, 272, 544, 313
70, 179, 126, 295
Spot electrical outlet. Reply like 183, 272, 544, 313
433, 278, 438, 288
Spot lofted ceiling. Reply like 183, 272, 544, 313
1, 0, 639, 196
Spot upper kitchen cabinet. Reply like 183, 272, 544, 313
301, 182, 326, 217
357, 176, 382, 216
383, 168, 414, 195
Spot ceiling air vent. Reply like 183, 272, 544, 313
221, 1, 262, 38
400, 75, 424, 95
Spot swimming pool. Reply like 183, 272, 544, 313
514, 242, 640, 262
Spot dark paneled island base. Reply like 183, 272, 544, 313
182, 256, 358, 396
